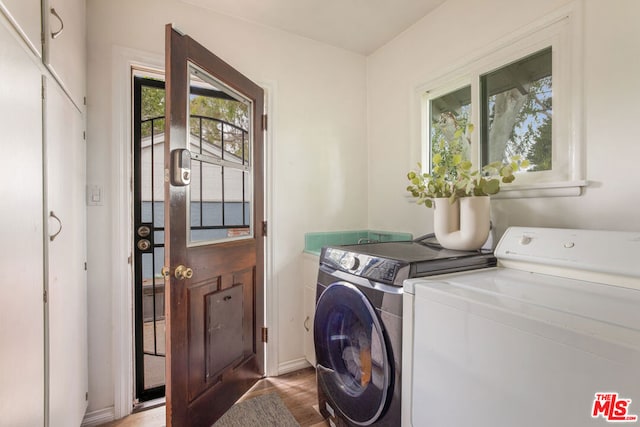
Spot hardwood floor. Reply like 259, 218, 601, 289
101, 367, 328, 427
238, 367, 327, 427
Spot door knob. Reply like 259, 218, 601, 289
174, 265, 193, 280
161, 266, 170, 278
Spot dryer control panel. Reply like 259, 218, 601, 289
496, 226, 640, 280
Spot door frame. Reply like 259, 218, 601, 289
109, 46, 277, 420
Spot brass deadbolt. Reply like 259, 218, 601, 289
137, 239, 151, 251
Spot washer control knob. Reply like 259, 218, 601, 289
520, 235, 532, 245
340, 254, 360, 271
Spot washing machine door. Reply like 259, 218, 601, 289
314, 282, 392, 426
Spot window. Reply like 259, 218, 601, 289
428, 85, 472, 173
188, 63, 254, 245
481, 47, 552, 171
419, 2, 585, 197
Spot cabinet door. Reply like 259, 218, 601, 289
0, 0, 42, 56
43, 0, 85, 109
303, 284, 317, 366
302, 255, 319, 366
0, 14, 45, 427
45, 76, 88, 427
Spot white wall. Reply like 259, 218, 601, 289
367, 0, 640, 237
86, 0, 367, 414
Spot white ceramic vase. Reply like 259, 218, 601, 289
433, 196, 490, 251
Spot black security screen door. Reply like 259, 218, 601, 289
133, 76, 167, 402
132, 76, 252, 402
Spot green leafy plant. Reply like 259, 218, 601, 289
406, 122, 528, 208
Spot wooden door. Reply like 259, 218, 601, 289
164, 25, 265, 426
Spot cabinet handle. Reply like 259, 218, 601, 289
50, 8, 64, 39
49, 211, 62, 241
304, 316, 310, 332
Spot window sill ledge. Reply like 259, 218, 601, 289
492, 180, 588, 199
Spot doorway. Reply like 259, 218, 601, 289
132, 74, 257, 403
133, 76, 167, 402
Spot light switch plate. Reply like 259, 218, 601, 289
87, 184, 103, 206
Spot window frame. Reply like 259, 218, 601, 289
186, 62, 256, 247
421, 77, 473, 174
416, 1, 585, 198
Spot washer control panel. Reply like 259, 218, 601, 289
323, 247, 403, 284
496, 226, 640, 279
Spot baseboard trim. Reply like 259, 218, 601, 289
278, 357, 311, 375
82, 406, 115, 427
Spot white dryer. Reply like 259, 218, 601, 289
402, 227, 640, 427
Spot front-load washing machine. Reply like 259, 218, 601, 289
314, 240, 496, 426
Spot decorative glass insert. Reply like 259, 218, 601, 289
481, 47, 552, 171
188, 63, 253, 245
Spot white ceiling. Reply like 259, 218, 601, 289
179, 0, 447, 54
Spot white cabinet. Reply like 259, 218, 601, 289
45, 76, 88, 427
43, 0, 86, 109
0, 14, 45, 427
302, 254, 319, 366
1, 0, 86, 108
0, 5, 87, 426
0, 0, 41, 56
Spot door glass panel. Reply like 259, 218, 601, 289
199, 163, 222, 227
188, 63, 253, 245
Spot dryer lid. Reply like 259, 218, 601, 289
409, 269, 640, 427
410, 268, 640, 353
496, 227, 640, 287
